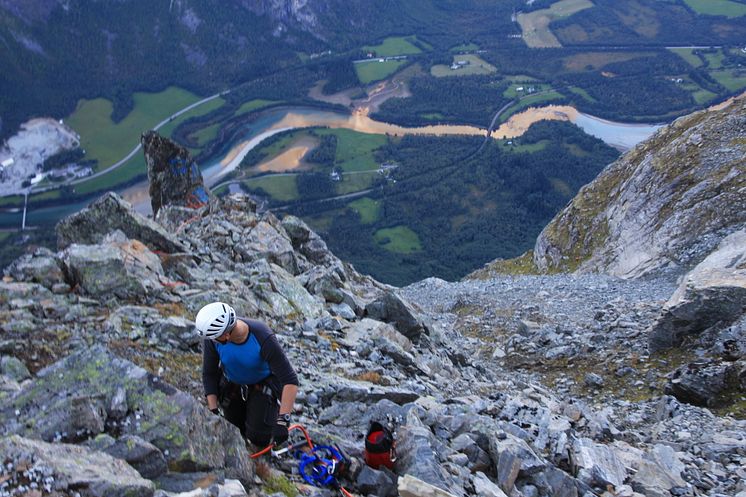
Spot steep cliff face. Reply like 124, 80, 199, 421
533, 95, 746, 278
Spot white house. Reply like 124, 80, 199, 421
1, 158, 14, 168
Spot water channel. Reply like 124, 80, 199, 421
1, 105, 663, 228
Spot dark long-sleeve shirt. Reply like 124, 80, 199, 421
202, 318, 298, 397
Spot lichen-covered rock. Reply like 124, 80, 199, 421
0, 346, 254, 485
3, 247, 65, 289
0, 434, 155, 497
141, 131, 216, 216
532, 96, 746, 278
56, 192, 188, 253
61, 241, 164, 300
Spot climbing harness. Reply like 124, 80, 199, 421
251, 424, 355, 497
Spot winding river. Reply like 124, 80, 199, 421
201, 105, 662, 187
1, 105, 663, 227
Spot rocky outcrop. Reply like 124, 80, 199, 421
56, 192, 188, 253
532, 95, 746, 278
0, 346, 254, 486
648, 229, 746, 351
0, 435, 155, 497
141, 131, 216, 217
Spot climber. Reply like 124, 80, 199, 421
195, 302, 299, 447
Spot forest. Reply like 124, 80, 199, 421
285, 121, 620, 285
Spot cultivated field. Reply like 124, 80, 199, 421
683, 0, 746, 18
362, 36, 424, 57
374, 226, 422, 253
355, 59, 409, 84
431, 54, 497, 77
65, 87, 204, 172
517, 0, 594, 48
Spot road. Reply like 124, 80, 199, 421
30, 90, 229, 194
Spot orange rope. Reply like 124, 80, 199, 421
250, 443, 274, 459
339, 486, 356, 497
250, 423, 314, 459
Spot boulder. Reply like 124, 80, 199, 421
356, 465, 397, 497
665, 360, 745, 407
630, 444, 688, 497
141, 131, 215, 216
281, 215, 334, 265
243, 221, 300, 275
56, 192, 188, 253
571, 437, 626, 489
0, 345, 254, 486
88, 433, 168, 479
398, 474, 460, 497
0, 434, 155, 497
395, 424, 464, 496
3, 247, 66, 289
649, 229, 746, 352
0, 355, 31, 382
61, 240, 164, 300
365, 291, 429, 341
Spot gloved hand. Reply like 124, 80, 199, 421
272, 416, 290, 445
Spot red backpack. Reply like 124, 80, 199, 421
363, 421, 396, 470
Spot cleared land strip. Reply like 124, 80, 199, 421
517, 0, 594, 48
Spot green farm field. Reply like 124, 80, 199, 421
244, 175, 298, 202
362, 36, 424, 57
669, 48, 704, 68
683, 0, 746, 18
374, 226, 422, 253
430, 54, 497, 77
65, 86, 205, 172
317, 128, 387, 172
347, 197, 381, 224
355, 59, 409, 84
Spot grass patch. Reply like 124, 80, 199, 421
244, 175, 298, 202
683, 0, 746, 18
235, 99, 281, 117
355, 59, 409, 84
669, 48, 703, 68
421, 112, 445, 120
506, 139, 551, 153
189, 123, 222, 147
374, 225, 422, 254
336, 171, 377, 194
567, 86, 597, 102
362, 36, 423, 57
156, 97, 226, 139
0, 231, 13, 243
710, 69, 746, 91
703, 50, 726, 69
504, 75, 539, 82
500, 91, 566, 120
451, 42, 479, 52
318, 128, 387, 172
517, 0, 595, 48
74, 156, 147, 195
503, 83, 552, 99
691, 88, 718, 104
347, 197, 380, 224
431, 54, 497, 77
0, 195, 23, 207
66, 86, 203, 172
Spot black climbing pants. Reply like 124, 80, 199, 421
219, 377, 279, 446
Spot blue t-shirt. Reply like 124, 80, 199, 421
202, 318, 299, 397
215, 330, 271, 385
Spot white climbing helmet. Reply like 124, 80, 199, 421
195, 302, 236, 340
